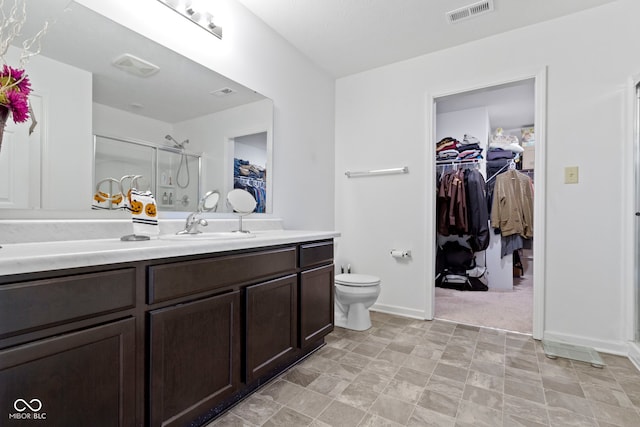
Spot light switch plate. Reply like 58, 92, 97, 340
565, 166, 579, 184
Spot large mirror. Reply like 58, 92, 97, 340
0, 0, 273, 218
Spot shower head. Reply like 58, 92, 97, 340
165, 134, 179, 146
165, 134, 188, 149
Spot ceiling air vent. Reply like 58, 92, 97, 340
211, 87, 237, 97
446, 0, 494, 24
112, 54, 160, 77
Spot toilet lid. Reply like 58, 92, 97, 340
335, 273, 380, 287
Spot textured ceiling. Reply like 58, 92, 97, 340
237, 0, 619, 77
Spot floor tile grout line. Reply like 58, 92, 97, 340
213, 314, 640, 426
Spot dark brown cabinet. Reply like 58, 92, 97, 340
245, 274, 298, 383
0, 318, 135, 427
1, 238, 334, 427
148, 291, 241, 427
300, 264, 334, 348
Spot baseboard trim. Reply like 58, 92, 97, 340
370, 303, 427, 320
628, 342, 640, 370
543, 331, 628, 356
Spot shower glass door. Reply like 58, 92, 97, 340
157, 148, 200, 212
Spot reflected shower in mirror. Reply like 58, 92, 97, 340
93, 135, 201, 212
0, 0, 273, 218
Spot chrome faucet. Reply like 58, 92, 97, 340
176, 190, 220, 235
177, 212, 208, 235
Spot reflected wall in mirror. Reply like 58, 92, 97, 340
0, 0, 273, 218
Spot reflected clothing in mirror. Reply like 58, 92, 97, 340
233, 158, 266, 213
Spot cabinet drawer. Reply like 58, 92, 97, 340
149, 247, 297, 303
299, 241, 333, 268
0, 269, 136, 339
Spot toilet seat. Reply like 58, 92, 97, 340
335, 273, 380, 287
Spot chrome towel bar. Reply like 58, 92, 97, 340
345, 166, 408, 178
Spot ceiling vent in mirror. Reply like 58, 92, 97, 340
211, 87, 237, 97
112, 54, 160, 78
446, 0, 494, 24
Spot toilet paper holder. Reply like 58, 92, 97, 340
390, 249, 411, 258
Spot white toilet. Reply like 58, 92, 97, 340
334, 273, 381, 331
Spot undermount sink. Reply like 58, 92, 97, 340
160, 232, 257, 241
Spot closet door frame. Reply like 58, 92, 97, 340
625, 75, 640, 367
425, 67, 548, 340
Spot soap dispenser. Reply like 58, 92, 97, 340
162, 192, 168, 204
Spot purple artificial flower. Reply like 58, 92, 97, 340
5, 89, 30, 123
2, 65, 31, 96
0, 65, 32, 123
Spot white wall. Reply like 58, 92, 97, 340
235, 133, 267, 168
336, 0, 639, 352
436, 107, 489, 152
172, 99, 273, 211
9, 49, 93, 211
93, 103, 173, 144
78, 0, 335, 230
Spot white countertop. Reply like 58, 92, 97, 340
0, 230, 340, 276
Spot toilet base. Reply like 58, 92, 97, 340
334, 302, 372, 331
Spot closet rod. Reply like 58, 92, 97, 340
345, 166, 408, 178
436, 159, 481, 166
486, 153, 520, 183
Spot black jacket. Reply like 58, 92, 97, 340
464, 169, 490, 252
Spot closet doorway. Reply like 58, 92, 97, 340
429, 72, 546, 339
631, 79, 640, 366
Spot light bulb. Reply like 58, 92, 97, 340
164, 0, 191, 11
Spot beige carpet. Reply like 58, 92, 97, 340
435, 274, 533, 335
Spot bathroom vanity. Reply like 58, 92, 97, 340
0, 230, 336, 426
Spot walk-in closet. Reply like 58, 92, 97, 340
433, 79, 536, 334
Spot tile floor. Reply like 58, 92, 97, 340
208, 312, 640, 427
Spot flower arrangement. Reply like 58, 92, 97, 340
0, 64, 31, 123
0, 0, 48, 151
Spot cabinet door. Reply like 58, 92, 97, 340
300, 264, 335, 348
245, 275, 297, 383
148, 291, 240, 427
0, 318, 135, 427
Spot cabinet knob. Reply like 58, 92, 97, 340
636, 212, 640, 216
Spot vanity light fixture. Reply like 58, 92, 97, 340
157, 0, 223, 39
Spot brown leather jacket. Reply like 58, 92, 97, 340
437, 169, 468, 235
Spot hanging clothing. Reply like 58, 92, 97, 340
234, 176, 266, 213
464, 169, 490, 252
501, 234, 524, 258
234, 158, 267, 213
437, 169, 467, 236
490, 169, 533, 239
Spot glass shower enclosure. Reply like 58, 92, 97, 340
93, 135, 200, 212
